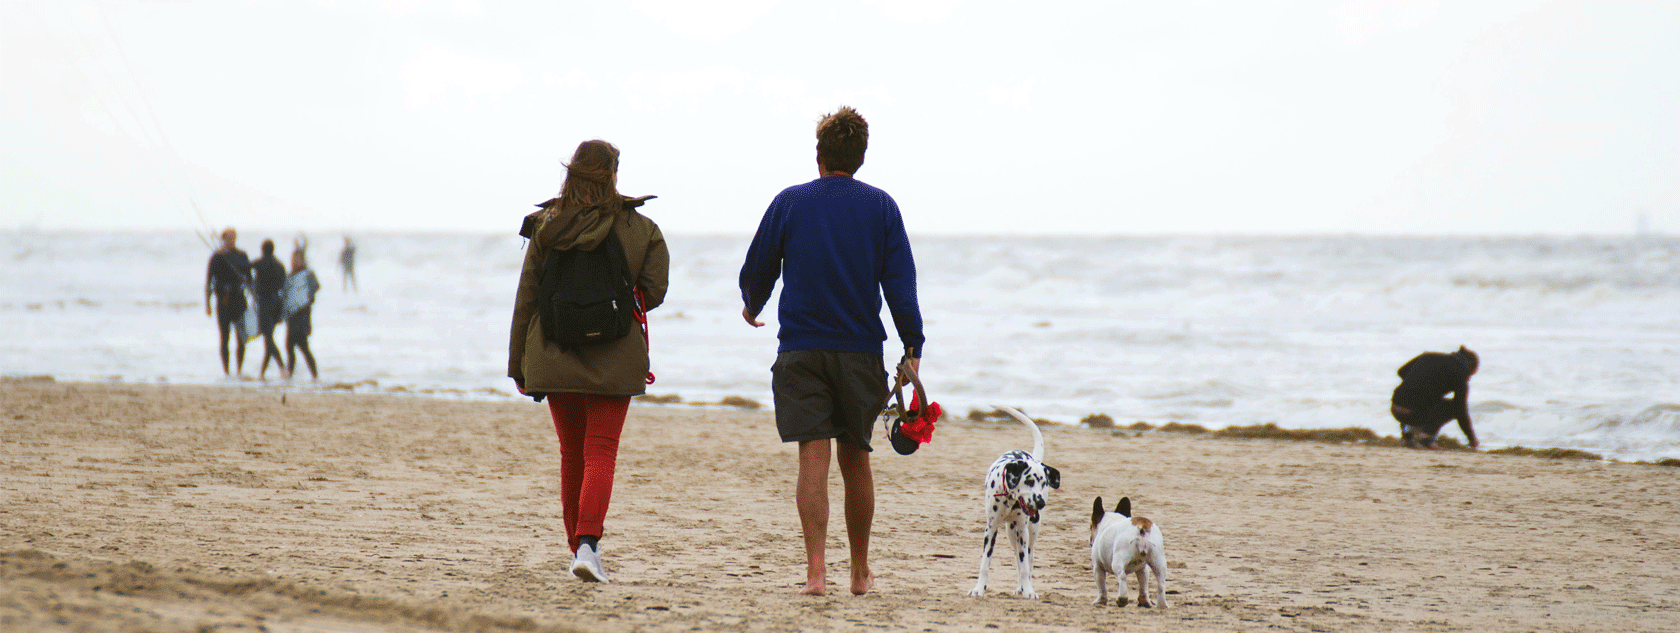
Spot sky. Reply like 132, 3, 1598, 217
3, 0, 1677, 236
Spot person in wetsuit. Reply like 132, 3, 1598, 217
206, 228, 252, 375
339, 235, 357, 292
1390, 345, 1480, 449
251, 239, 289, 380
284, 246, 321, 381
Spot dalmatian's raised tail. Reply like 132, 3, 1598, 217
994, 405, 1046, 461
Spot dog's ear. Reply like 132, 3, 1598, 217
1116, 496, 1131, 517
1091, 497, 1105, 527
1044, 465, 1061, 489
1003, 461, 1028, 488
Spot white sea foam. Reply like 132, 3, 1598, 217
3, 231, 1677, 461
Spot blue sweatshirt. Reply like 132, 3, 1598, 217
740, 176, 925, 358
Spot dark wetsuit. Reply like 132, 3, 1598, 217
206, 249, 250, 374
285, 269, 321, 380
252, 254, 288, 377
339, 241, 357, 292
1390, 352, 1476, 446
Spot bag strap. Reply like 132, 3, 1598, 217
610, 227, 655, 385
634, 286, 654, 385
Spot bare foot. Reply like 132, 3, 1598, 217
801, 562, 826, 595
850, 568, 874, 595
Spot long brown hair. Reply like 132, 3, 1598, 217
555, 140, 622, 212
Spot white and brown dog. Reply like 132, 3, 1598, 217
1089, 496, 1168, 608
967, 406, 1061, 599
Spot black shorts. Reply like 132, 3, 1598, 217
771, 350, 889, 451
256, 300, 282, 335
216, 302, 243, 333
1392, 398, 1456, 436
286, 310, 312, 342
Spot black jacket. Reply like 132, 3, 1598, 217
1392, 352, 1472, 417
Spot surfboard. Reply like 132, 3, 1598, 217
240, 287, 261, 343
281, 271, 316, 320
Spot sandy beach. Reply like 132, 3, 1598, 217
2, 378, 1677, 632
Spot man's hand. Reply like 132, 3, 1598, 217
896, 357, 921, 387
205, 304, 212, 316
742, 307, 764, 328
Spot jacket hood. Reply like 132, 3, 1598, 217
520, 195, 654, 251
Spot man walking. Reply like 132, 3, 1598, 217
205, 228, 251, 376
740, 106, 925, 596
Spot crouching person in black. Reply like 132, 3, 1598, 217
1390, 346, 1479, 449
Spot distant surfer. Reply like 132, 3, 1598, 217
251, 239, 290, 380
284, 245, 321, 381
338, 235, 357, 292
1391, 346, 1480, 449
205, 228, 251, 376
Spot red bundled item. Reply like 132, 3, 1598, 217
885, 355, 939, 455
899, 391, 942, 445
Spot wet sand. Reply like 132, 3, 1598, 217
3, 378, 1677, 632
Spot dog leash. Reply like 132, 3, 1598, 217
882, 354, 941, 454
884, 355, 928, 423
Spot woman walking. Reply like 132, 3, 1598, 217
284, 246, 321, 381
508, 140, 669, 582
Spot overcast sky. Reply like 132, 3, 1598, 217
3, 0, 1677, 236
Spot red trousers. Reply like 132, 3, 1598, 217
546, 393, 630, 553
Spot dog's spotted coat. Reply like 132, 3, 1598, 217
968, 407, 1061, 599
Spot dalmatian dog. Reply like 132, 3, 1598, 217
967, 405, 1061, 599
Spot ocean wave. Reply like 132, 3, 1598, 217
1135, 379, 1264, 401
6, 230, 1680, 461
1589, 404, 1680, 434
1471, 400, 1524, 414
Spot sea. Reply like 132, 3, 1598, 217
4, 230, 1678, 462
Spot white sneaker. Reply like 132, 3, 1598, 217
570, 543, 609, 583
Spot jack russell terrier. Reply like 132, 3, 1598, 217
1090, 496, 1168, 608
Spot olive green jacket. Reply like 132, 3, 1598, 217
508, 199, 668, 396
